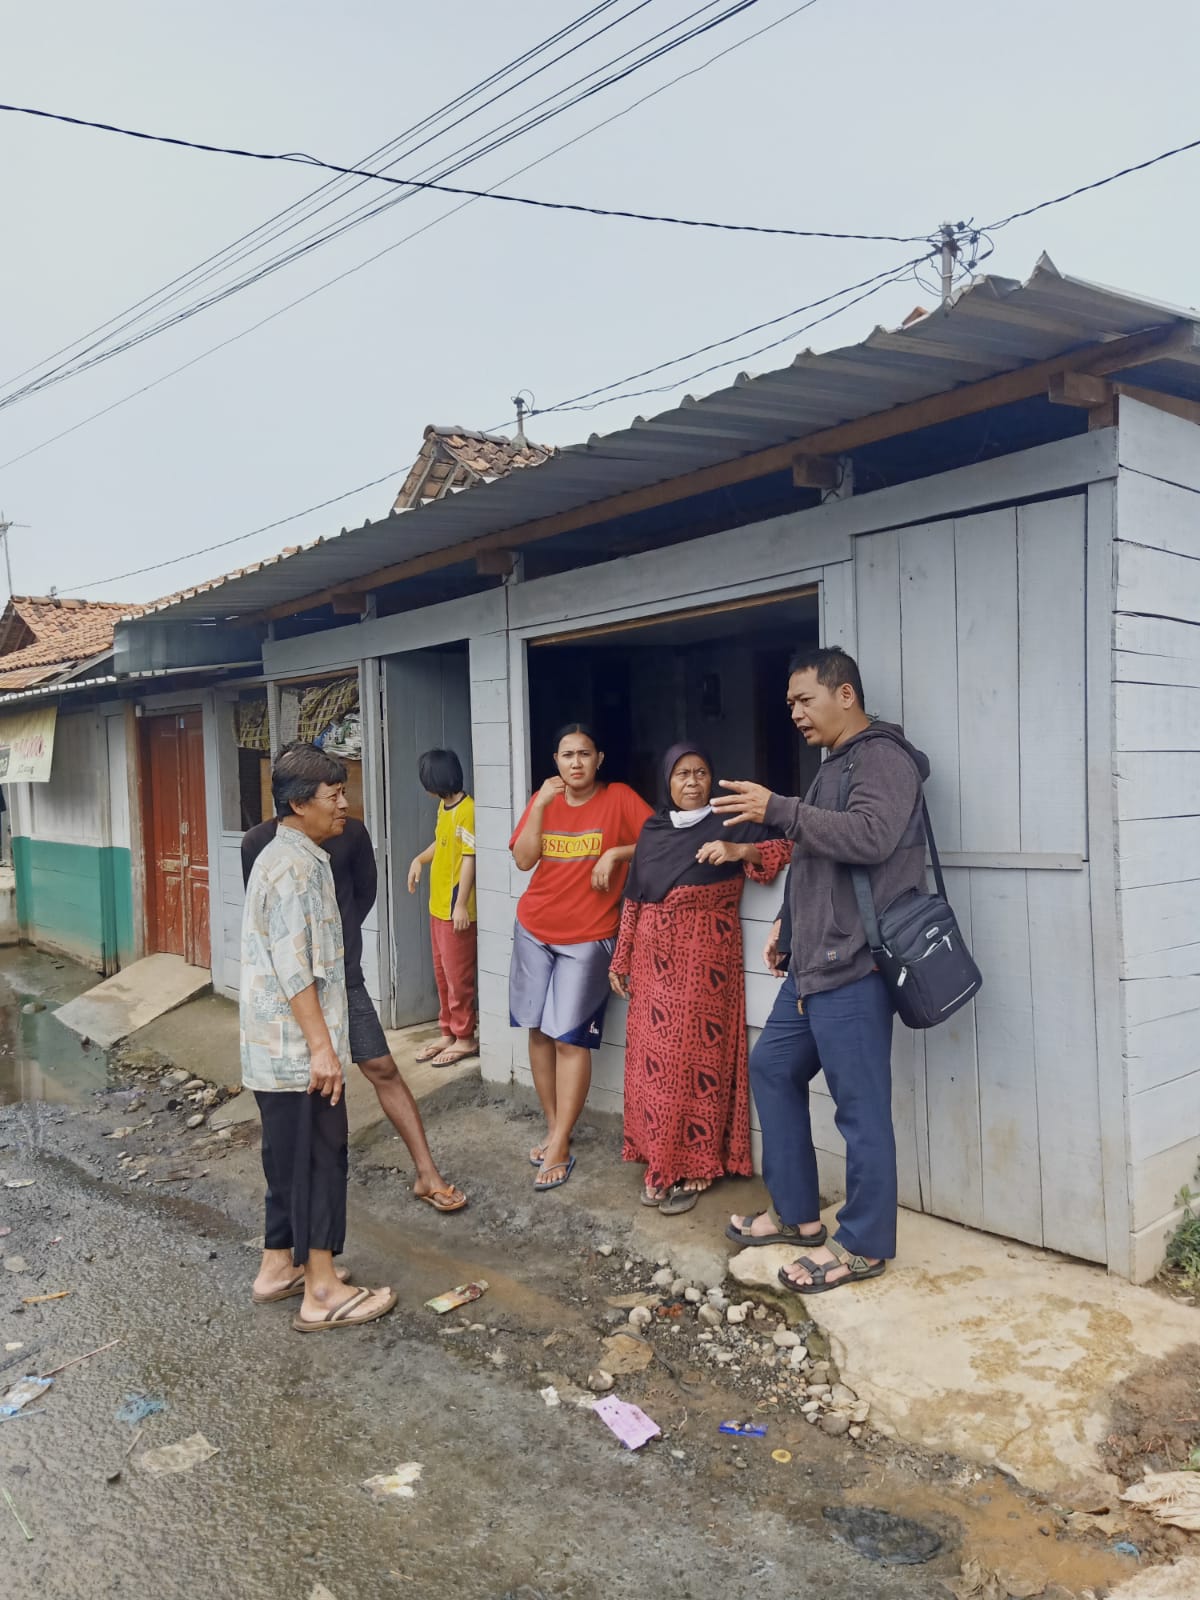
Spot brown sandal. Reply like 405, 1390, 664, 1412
416, 1185, 467, 1213
292, 1286, 397, 1332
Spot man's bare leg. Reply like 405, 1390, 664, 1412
357, 1054, 464, 1202
528, 1027, 558, 1164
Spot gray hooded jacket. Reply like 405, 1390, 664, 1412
764, 721, 931, 998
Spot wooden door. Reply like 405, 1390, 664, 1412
853, 496, 1101, 1262
142, 711, 211, 970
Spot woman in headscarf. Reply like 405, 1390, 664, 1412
610, 744, 791, 1214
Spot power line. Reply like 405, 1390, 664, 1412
1, 2, 798, 413
67, 466, 409, 592
0, 0, 647, 396
984, 133, 1200, 231
0, 0, 830, 470
0, 124, 908, 262
66, 253, 923, 597
530, 253, 928, 415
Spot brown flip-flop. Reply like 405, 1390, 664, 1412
292, 1286, 397, 1332
429, 1044, 479, 1068
252, 1265, 351, 1304
416, 1185, 468, 1213
415, 1041, 453, 1064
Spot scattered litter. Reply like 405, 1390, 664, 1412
824, 1506, 942, 1566
1122, 1471, 1200, 1530
0, 1376, 52, 1415
600, 1332, 654, 1375
139, 1432, 219, 1476
772, 1450, 793, 1464
106, 1426, 144, 1484
539, 1386, 561, 1408
586, 1369, 614, 1393
939, 1557, 1051, 1600
592, 1396, 661, 1451
4, 1342, 24, 1353
152, 1169, 208, 1184
309, 1587, 337, 1600
3, 1179, 35, 1189
41, 1337, 120, 1378
1112, 1541, 1141, 1559
362, 1462, 422, 1500
0, 1226, 10, 1237
104, 1127, 136, 1140
425, 1281, 488, 1315
22, 1290, 70, 1305
116, 1394, 166, 1425
4, 1256, 28, 1273
2, 1486, 32, 1541
48, 1236, 62, 1245
719, 1420, 767, 1438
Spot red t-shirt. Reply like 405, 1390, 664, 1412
511, 782, 652, 945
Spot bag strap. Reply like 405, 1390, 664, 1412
835, 746, 945, 952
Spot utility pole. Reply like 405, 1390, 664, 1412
511, 393, 528, 448
0, 513, 28, 600
938, 223, 960, 310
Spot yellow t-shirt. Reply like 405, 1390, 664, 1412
429, 795, 477, 923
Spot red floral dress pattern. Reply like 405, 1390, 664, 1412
612, 839, 791, 1192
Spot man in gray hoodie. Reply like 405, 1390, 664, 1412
711, 646, 929, 1294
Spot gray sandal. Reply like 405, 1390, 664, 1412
725, 1213, 828, 1248
659, 1184, 701, 1216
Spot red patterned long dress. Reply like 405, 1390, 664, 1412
612, 839, 791, 1191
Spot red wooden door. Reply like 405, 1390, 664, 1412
142, 711, 211, 969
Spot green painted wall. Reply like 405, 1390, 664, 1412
13, 837, 135, 972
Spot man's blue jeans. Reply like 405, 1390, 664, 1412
748, 969, 897, 1260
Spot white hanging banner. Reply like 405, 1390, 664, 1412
0, 703, 58, 782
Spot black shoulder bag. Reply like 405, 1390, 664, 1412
838, 760, 982, 1030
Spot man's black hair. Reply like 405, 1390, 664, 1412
271, 742, 348, 819
417, 748, 464, 800
786, 645, 865, 709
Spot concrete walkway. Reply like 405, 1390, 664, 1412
210, 1017, 480, 1137
730, 1205, 1200, 1498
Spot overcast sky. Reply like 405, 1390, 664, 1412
2, 0, 1198, 605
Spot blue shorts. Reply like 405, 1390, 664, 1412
508, 921, 613, 1049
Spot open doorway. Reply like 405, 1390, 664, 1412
526, 588, 820, 805
383, 644, 473, 1027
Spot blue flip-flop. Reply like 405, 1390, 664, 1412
534, 1154, 576, 1191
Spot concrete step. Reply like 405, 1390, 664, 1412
54, 953, 211, 1048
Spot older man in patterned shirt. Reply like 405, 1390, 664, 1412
241, 744, 395, 1331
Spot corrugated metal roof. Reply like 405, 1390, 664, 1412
135, 256, 1200, 625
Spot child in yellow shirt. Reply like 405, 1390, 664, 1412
407, 748, 478, 1066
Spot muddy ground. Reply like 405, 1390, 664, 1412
0, 949, 1186, 1599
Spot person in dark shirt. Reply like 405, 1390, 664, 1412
243, 788, 467, 1214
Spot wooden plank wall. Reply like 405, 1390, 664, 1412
854, 496, 1106, 1263
1112, 399, 1200, 1279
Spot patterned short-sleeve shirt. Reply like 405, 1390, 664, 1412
239, 825, 350, 1093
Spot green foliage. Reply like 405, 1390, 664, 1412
1165, 1180, 1200, 1288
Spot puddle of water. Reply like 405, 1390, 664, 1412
0, 992, 112, 1107
848, 1472, 1137, 1593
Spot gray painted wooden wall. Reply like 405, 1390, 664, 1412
1112, 399, 1200, 1280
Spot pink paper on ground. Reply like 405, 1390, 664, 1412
592, 1396, 661, 1450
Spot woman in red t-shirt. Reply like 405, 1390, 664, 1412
510, 723, 652, 1191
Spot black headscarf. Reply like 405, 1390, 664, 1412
622, 741, 778, 905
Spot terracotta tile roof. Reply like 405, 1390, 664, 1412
0, 595, 143, 689
393, 425, 554, 511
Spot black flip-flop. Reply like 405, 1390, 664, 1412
725, 1212, 828, 1248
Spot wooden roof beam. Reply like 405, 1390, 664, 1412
260, 321, 1196, 622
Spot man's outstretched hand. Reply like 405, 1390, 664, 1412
710, 779, 773, 827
